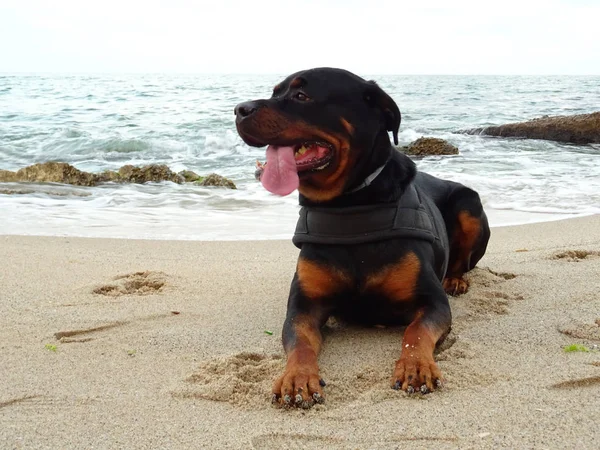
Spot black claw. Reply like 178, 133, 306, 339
271, 394, 279, 404
313, 393, 325, 404
301, 400, 312, 409
407, 385, 415, 394
283, 394, 292, 404
420, 384, 429, 394
319, 378, 327, 387
295, 394, 303, 404
435, 379, 443, 389
393, 380, 401, 390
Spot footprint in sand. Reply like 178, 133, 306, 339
470, 267, 517, 283
174, 353, 285, 408
93, 271, 167, 296
558, 319, 600, 342
451, 267, 522, 319
551, 250, 600, 262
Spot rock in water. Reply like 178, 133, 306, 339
399, 137, 459, 156
461, 112, 600, 144
95, 170, 121, 183
0, 163, 239, 188
178, 170, 202, 182
0, 170, 18, 182
117, 165, 184, 184
196, 173, 237, 189
12, 162, 97, 186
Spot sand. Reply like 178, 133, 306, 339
1, 215, 599, 449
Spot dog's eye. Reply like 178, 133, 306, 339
294, 92, 309, 101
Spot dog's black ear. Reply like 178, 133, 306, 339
364, 81, 401, 145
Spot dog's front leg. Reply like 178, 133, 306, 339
272, 257, 347, 408
392, 279, 451, 394
272, 304, 327, 408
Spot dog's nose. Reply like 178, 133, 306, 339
234, 101, 258, 118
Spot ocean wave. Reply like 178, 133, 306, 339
95, 138, 152, 154
1, 73, 599, 239
488, 202, 600, 216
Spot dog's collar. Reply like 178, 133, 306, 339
344, 154, 392, 194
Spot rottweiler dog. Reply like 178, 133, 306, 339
234, 68, 490, 408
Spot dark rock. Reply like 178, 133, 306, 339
98, 166, 185, 184
178, 170, 202, 182
0, 163, 240, 188
196, 173, 237, 189
399, 137, 459, 156
461, 112, 600, 144
11, 162, 97, 186
117, 164, 184, 184
0, 170, 18, 182
95, 170, 121, 183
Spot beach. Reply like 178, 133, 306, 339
1, 215, 599, 449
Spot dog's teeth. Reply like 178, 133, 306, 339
296, 146, 307, 155
314, 163, 330, 171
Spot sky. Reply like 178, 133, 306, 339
0, 0, 598, 75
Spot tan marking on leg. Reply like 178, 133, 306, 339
292, 319, 323, 355
392, 310, 446, 392
449, 211, 481, 274
274, 314, 324, 407
445, 211, 481, 295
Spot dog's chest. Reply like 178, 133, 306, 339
334, 284, 418, 326
332, 266, 420, 326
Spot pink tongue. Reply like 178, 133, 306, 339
261, 145, 299, 196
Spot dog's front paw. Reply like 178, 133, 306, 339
392, 355, 443, 394
272, 364, 325, 409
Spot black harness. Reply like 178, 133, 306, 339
292, 183, 449, 279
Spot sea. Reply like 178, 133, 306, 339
1, 74, 599, 241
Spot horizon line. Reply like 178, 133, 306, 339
1, 71, 599, 77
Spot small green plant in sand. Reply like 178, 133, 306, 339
264, 330, 273, 336
563, 344, 590, 353
127, 349, 137, 356
45, 344, 57, 352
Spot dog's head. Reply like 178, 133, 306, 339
235, 68, 401, 202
